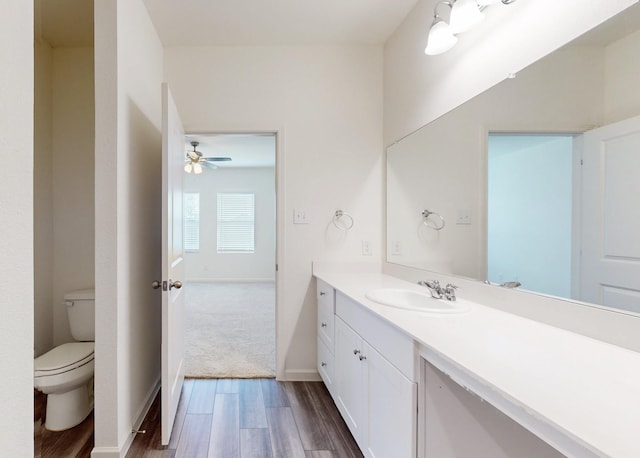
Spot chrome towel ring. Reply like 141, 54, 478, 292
422, 209, 445, 230
333, 210, 354, 230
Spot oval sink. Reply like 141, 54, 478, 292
365, 288, 470, 313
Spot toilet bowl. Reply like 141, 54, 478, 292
34, 342, 94, 431
34, 289, 95, 431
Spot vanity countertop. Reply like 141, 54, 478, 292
313, 269, 640, 458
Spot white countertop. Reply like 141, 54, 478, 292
314, 270, 640, 458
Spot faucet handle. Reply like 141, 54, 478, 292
445, 283, 458, 290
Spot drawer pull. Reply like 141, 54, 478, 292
321, 322, 327, 328
320, 291, 326, 296
359, 355, 367, 361
353, 349, 361, 355
321, 362, 327, 367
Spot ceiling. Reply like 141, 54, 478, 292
37, 0, 419, 48
185, 133, 276, 168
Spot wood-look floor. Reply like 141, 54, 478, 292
35, 379, 362, 458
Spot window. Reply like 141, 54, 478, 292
217, 193, 255, 253
184, 193, 200, 251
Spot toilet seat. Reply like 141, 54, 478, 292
35, 342, 94, 377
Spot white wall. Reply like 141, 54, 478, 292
34, 39, 54, 357
384, 0, 637, 145
604, 28, 640, 123
94, 0, 164, 454
185, 167, 276, 282
164, 46, 383, 379
0, 0, 34, 455
51, 47, 95, 346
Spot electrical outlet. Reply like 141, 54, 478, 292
362, 240, 372, 256
293, 208, 309, 224
456, 210, 472, 225
391, 241, 402, 256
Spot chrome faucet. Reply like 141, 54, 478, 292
418, 280, 458, 301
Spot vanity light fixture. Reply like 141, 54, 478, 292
425, 0, 517, 56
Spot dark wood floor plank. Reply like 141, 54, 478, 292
240, 429, 273, 458
266, 407, 306, 458
239, 379, 268, 428
208, 393, 240, 458
168, 378, 195, 450
260, 378, 289, 408
216, 378, 240, 394
44, 379, 361, 458
306, 382, 363, 458
175, 414, 212, 458
188, 379, 218, 414
305, 451, 337, 458
283, 382, 333, 451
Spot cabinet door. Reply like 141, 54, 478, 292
317, 338, 335, 395
335, 317, 368, 449
365, 342, 417, 458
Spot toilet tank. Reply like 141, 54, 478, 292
65, 289, 95, 341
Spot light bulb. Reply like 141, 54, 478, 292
425, 19, 458, 55
193, 163, 203, 174
184, 163, 193, 173
450, 0, 484, 34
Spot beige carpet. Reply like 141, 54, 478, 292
184, 282, 276, 378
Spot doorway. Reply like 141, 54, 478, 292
182, 133, 277, 378
487, 134, 576, 298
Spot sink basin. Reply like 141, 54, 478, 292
364, 288, 470, 313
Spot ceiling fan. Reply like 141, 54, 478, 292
184, 141, 232, 174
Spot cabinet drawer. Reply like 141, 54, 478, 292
336, 291, 415, 380
317, 338, 335, 395
317, 279, 335, 349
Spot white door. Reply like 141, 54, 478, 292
160, 82, 186, 444
580, 114, 640, 314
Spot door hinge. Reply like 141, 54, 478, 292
275, 264, 279, 272
580, 159, 584, 165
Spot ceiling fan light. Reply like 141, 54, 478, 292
193, 163, 203, 174
450, 0, 484, 34
184, 163, 193, 173
425, 19, 458, 55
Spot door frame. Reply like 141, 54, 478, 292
185, 127, 285, 379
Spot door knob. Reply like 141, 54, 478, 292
169, 280, 183, 290
151, 280, 162, 290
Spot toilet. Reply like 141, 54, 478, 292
34, 289, 95, 431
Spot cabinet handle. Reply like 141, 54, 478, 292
321, 362, 327, 367
321, 322, 327, 328
353, 349, 361, 355
320, 291, 326, 296
359, 355, 367, 361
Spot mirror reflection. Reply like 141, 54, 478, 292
386, 5, 640, 315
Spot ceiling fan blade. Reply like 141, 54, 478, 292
202, 157, 232, 162
201, 161, 218, 169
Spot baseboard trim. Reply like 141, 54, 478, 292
91, 377, 160, 458
284, 369, 322, 382
186, 278, 275, 283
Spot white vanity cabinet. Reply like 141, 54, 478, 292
317, 279, 336, 394
318, 282, 417, 458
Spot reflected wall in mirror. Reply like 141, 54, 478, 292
386, 4, 640, 315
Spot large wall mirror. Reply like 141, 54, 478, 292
386, 4, 640, 316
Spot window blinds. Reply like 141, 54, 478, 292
217, 193, 255, 253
